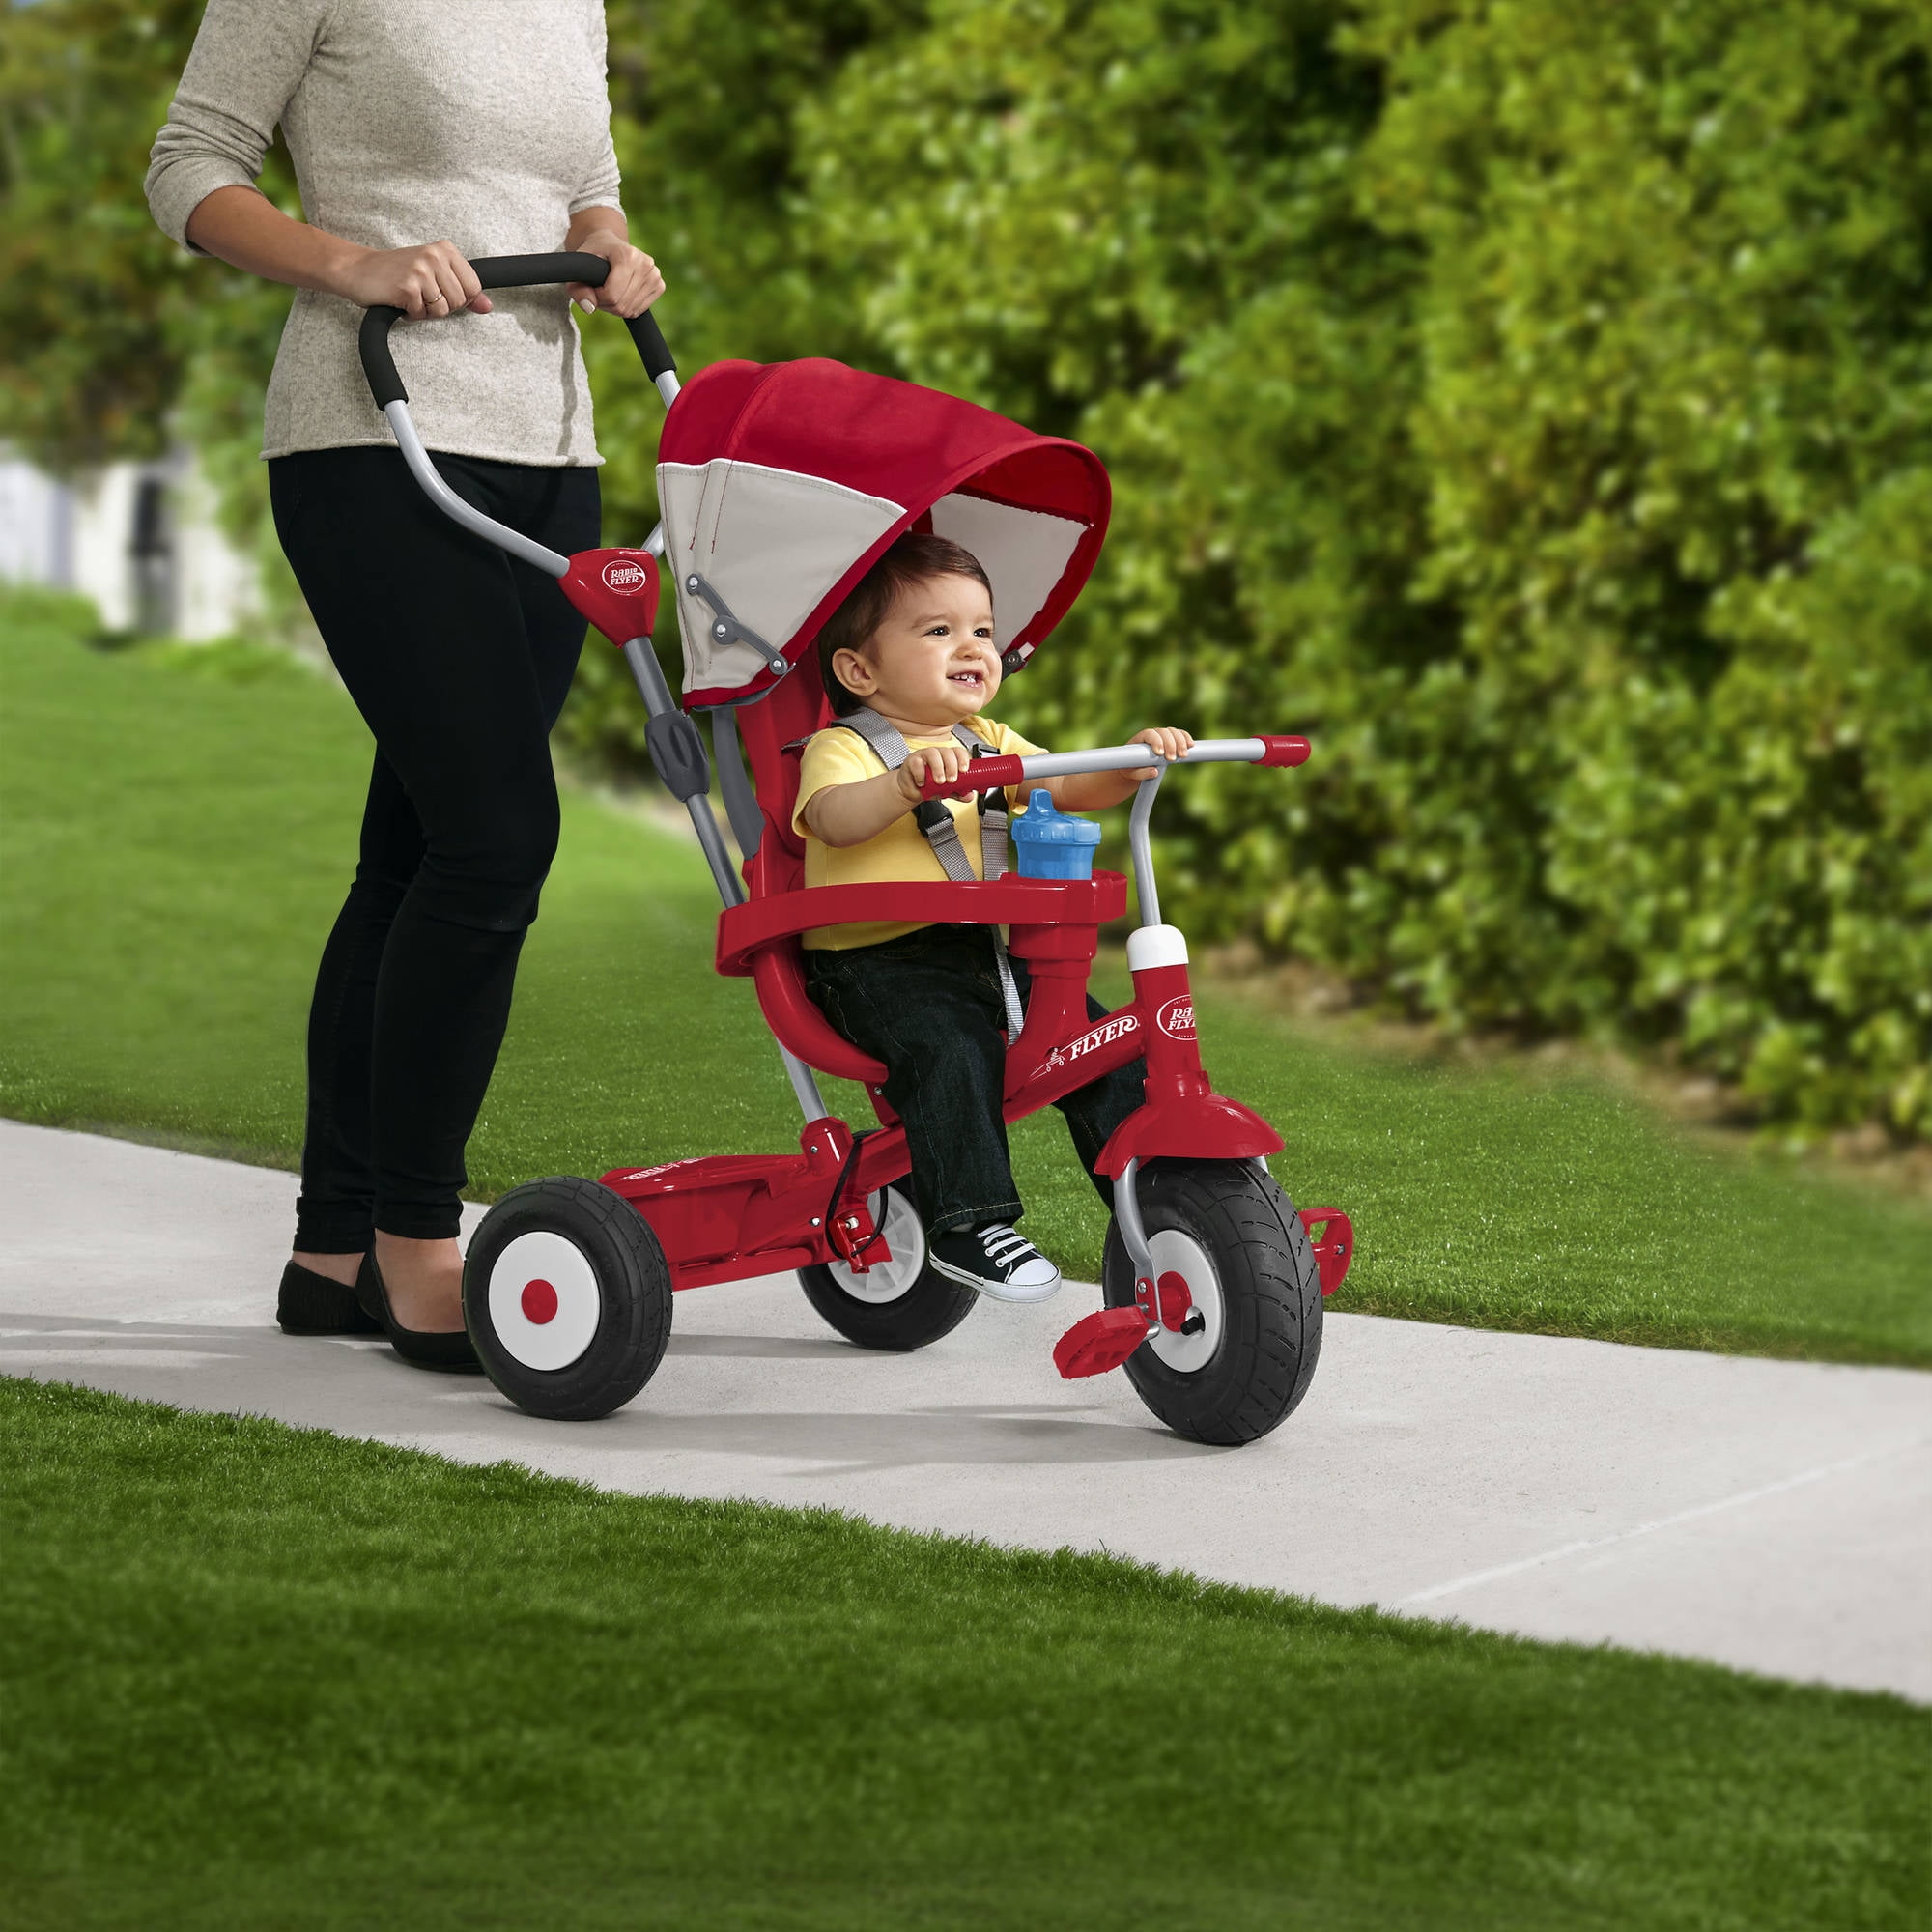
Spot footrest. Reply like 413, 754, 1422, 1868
1053, 1306, 1154, 1379
1300, 1208, 1353, 1296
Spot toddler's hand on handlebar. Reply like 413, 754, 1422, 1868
1123, 725, 1194, 781
897, 743, 976, 804
566, 233, 667, 319
335, 242, 492, 320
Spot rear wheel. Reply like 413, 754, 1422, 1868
464, 1177, 672, 1421
1102, 1159, 1322, 1446
799, 1185, 978, 1352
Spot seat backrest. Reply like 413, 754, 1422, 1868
734, 656, 832, 877
725, 665, 893, 1092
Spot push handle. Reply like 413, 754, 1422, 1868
911, 737, 1312, 801
357, 251, 675, 408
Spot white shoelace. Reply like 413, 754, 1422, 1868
979, 1226, 1038, 1268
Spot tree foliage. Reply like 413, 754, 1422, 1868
3, 0, 1928, 1136
797, 0, 1932, 1137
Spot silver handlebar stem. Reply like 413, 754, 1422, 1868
1008, 739, 1279, 929
1126, 767, 1165, 930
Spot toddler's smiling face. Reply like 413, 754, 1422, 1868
831, 572, 1000, 729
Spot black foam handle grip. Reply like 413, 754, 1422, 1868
627, 309, 676, 384
357, 251, 672, 408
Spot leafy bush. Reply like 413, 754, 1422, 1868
5, 0, 1927, 1137
795, 0, 1932, 1137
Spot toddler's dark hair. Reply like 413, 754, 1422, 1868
814, 531, 993, 715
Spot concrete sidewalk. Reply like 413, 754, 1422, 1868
4, 1119, 1927, 1701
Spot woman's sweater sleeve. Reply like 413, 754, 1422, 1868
568, 1, 624, 217
144, 0, 331, 250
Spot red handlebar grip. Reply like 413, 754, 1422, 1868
916, 753, 1026, 800
1258, 735, 1312, 768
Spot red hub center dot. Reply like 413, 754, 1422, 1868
521, 1278, 558, 1325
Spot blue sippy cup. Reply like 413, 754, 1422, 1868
1011, 789, 1103, 880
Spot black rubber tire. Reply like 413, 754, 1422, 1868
463, 1176, 672, 1421
1101, 1159, 1323, 1447
798, 1185, 978, 1352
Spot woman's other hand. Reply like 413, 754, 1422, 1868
332, 241, 492, 320
566, 230, 665, 320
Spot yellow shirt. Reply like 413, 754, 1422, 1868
792, 716, 1045, 950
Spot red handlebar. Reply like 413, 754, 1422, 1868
914, 753, 1025, 801
1258, 735, 1312, 767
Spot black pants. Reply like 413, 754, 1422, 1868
270, 446, 599, 1247
804, 924, 1146, 1236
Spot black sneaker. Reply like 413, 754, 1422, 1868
928, 1223, 1062, 1302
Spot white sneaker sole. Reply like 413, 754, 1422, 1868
928, 1251, 1064, 1304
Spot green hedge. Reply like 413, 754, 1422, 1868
6, 0, 1928, 1136
790, 0, 1932, 1137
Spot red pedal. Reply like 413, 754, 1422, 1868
1300, 1208, 1354, 1295
1054, 1306, 1154, 1379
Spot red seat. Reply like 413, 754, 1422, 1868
741, 800, 893, 1089
717, 670, 1122, 1093
715, 685, 892, 1087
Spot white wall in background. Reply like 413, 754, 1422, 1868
0, 448, 258, 639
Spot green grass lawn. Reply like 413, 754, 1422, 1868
5, 595, 1929, 1929
5, 1378, 1926, 1932
4, 588, 1928, 1363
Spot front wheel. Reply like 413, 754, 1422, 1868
798, 1185, 978, 1352
1102, 1159, 1322, 1446
464, 1176, 673, 1421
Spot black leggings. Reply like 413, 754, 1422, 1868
270, 446, 600, 1247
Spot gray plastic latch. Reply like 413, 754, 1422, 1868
645, 710, 712, 804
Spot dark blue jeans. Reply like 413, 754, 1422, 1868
804, 923, 1146, 1236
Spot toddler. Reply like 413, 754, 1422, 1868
796, 531, 1191, 1299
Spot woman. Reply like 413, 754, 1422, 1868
145, 1, 661, 1369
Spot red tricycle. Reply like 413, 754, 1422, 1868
357, 254, 1353, 1445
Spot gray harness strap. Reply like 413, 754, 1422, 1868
836, 710, 1026, 1040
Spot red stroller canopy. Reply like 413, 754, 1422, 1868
656, 358, 1112, 710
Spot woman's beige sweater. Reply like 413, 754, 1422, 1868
146, 0, 624, 466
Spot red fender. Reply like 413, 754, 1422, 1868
1094, 1091, 1283, 1179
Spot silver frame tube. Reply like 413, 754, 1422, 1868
1126, 769, 1164, 930
1114, 1156, 1156, 1284
384, 401, 569, 576
617, 634, 829, 1125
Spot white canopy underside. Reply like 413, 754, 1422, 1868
657, 459, 1087, 698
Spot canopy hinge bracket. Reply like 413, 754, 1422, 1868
683, 572, 788, 678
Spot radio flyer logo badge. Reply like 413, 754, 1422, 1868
601, 554, 652, 594
1032, 1011, 1140, 1083
1156, 996, 1197, 1041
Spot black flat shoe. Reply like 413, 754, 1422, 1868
353, 1254, 482, 1374
278, 1260, 383, 1337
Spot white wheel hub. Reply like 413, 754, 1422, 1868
822, 1189, 924, 1305
487, 1230, 601, 1371
1145, 1228, 1223, 1374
